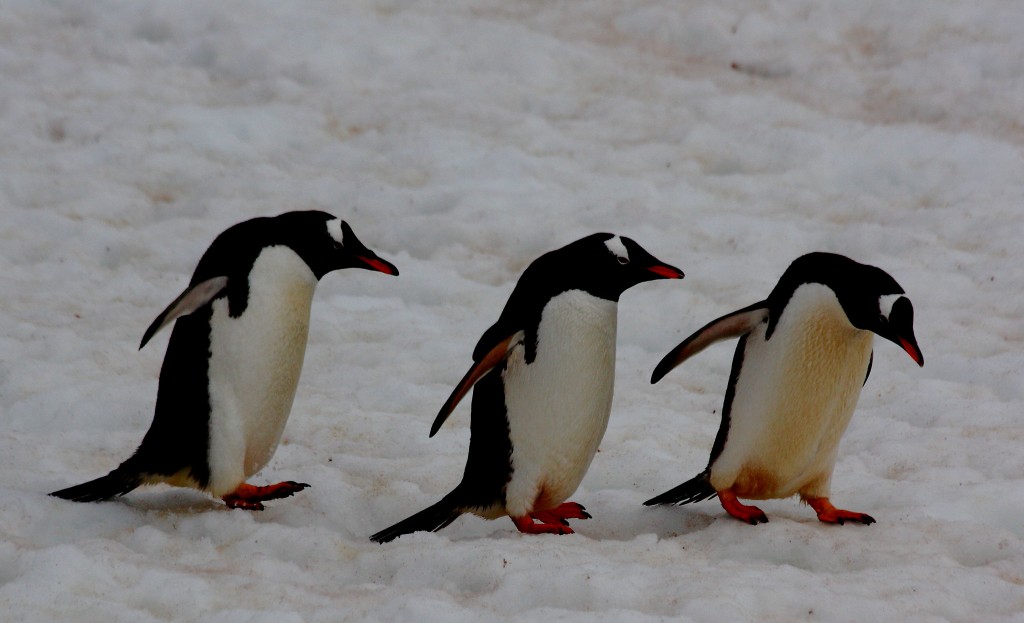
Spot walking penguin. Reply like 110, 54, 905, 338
51, 211, 398, 510
371, 233, 683, 542
645, 252, 923, 524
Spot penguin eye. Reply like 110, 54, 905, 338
617, 256, 629, 265
877, 314, 888, 324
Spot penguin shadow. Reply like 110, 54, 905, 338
118, 488, 231, 514
118, 488, 322, 517
625, 506, 718, 540
576, 492, 718, 541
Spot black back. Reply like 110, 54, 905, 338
127, 306, 216, 484
451, 360, 515, 509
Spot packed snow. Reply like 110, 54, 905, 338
2, 1, 1023, 621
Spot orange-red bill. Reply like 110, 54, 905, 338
359, 256, 398, 275
646, 264, 684, 279
899, 337, 924, 366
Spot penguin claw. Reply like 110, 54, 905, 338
530, 502, 591, 525
806, 497, 874, 525
511, 515, 576, 536
733, 509, 769, 525
222, 481, 310, 510
256, 481, 310, 501
819, 510, 875, 525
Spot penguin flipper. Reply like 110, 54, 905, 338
651, 303, 769, 383
643, 470, 718, 506
49, 465, 143, 503
429, 331, 522, 437
370, 494, 464, 543
140, 276, 229, 349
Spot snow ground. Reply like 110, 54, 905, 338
2, 1, 1023, 621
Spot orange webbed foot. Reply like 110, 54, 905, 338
222, 481, 310, 511
529, 502, 591, 526
806, 497, 875, 525
718, 489, 768, 525
511, 514, 575, 535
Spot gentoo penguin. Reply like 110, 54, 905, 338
371, 234, 683, 542
645, 252, 923, 525
51, 211, 398, 510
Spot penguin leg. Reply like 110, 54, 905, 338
805, 497, 875, 525
222, 481, 310, 510
718, 488, 768, 524
529, 502, 591, 526
510, 514, 574, 535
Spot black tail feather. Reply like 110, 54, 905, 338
50, 466, 143, 503
371, 494, 463, 544
644, 471, 718, 506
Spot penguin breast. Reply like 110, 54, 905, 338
502, 290, 618, 516
205, 246, 318, 495
711, 284, 874, 500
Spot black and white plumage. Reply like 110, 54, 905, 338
646, 252, 923, 525
51, 211, 398, 510
371, 233, 683, 542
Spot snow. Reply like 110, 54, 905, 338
2, 1, 1023, 621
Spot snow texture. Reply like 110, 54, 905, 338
2, 1, 1023, 621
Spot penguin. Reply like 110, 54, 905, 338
371, 233, 683, 542
50, 211, 398, 510
645, 252, 923, 525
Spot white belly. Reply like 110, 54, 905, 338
502, 291, 618, 517
205, 247, 317, 495
710, 284, 874, 500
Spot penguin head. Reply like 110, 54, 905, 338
532, 233, 684, 301
274, 211, 399, 279
871, 293, 923, 366
771, 252, 923, 366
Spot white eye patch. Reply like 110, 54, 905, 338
878, 293, 902, 320
326, 218, 346, 247
604, 236, 629, 263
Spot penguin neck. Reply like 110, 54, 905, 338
774, 284, 862, 341
536, 289, 619, 354
247, 245, 319, 307
772, 284, 874, 382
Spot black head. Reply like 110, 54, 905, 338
183, 211, 396, 320
255, 211, 398, 280
769, 252, 923, 366
475, 233, 682, 363
525, 233, 684, 302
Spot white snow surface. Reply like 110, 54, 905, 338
3, 1, 1023, 621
